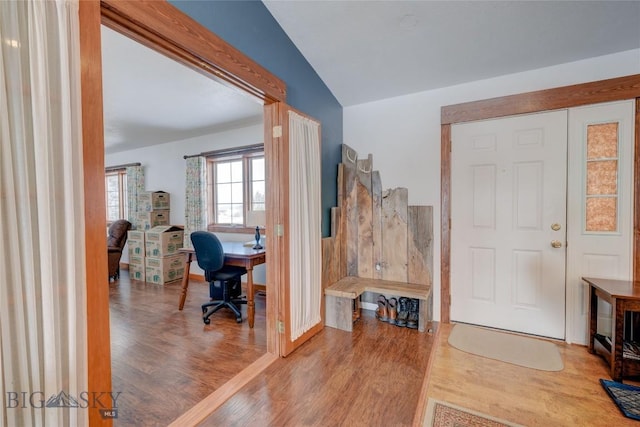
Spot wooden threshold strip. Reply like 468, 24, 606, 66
168, 352, 279, 426
411, 324, 442, 427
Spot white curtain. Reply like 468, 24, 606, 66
0, 1, 87, 426
126, 165, 144, 229
184, 156, 207, 248
288, 111, 322, 340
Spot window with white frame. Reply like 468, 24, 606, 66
207, 145, 265, 230
105, 169, 127, 223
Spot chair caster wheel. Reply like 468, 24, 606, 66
236, 317, 242, 324
203, 317, 211, 325
202, 307, 207, 314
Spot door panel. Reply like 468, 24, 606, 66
451, 110, 568, 339
265, 102, 323, 357
566, 100, 635, 344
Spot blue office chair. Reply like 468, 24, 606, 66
190, 231, 247, 324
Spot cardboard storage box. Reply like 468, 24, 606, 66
139, 191, 170, 211
128, 230, 145, 242
128, 253, 145, 267
127, 231, 145, 256
145, 253, 184, 284
137, 210, 170, 230
129, 264, 145, 281
145, 225, 184, 257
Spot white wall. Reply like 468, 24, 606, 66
106, 122, 266, 282
344, 49, 640, 322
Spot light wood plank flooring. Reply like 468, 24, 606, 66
423, 323, 634, 426
200, 321, 632, 427
109, 272, 267, 426
111, 274, 630, 426
200, 311, 437, 426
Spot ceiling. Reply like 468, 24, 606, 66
102, 1, 640, 153
101, 26, 263, 154
264, 0, 640, 106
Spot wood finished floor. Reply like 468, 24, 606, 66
199, 322, 632, 427
425, 323, 636, 426
111, 275, 628, 426
200, 311, 437, 427
109, 272, 267, 426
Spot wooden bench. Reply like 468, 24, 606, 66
325, 276, 432, 332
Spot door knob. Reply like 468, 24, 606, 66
551, 223, 561, 231
550, 240, 562, 248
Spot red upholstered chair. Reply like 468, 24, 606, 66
107, 219, 132, 281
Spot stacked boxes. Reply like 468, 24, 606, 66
139, 191, 170, 211
137, 211, 170, 230
127, 191, 179, 283
144, 225, 185, 285
137, 191, 170, 230
127, 230, 146, 281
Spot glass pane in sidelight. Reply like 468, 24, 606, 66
585, 197, 617, 232
587, 123, 618, 160
586, 160, 618, 195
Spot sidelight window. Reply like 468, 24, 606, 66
585, 123, 619, 232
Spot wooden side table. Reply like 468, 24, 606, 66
584, 277, 640, 382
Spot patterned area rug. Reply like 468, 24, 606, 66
424, 399, 523, 427
601, 379, 640, 421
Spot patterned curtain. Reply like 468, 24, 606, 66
184, 157, 207, 248
126, 165, 144, 229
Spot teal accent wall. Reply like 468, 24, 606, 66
170, 0, 343, 237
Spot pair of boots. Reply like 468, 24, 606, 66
376, 295, 397, 324
376, 295, 419, 329
396, 297, 419, 329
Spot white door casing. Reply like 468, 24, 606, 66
566, 100, 635, 344
451, 110, 568, 339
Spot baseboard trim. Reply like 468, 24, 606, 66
360, 301, 376, 311
168, 352, 278, 426
189, 273, 205, 281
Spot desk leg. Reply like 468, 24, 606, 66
178, 253, 193, 311
612, 298, 623, 382
588, 285, 597, 354
246, 267, 255, 328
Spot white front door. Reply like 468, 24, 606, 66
451, 110, 568, 339
566, 100, 635, 344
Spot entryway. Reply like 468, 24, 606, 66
450, 100, 634, 341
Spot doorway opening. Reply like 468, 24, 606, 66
101, 24, 268, 425
81, 1, 287, 424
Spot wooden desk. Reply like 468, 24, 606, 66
584, 276, 640, 382
178, 243, 266, 328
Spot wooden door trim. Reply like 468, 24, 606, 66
635, 99, 640, 282
81, 1, 287, 425
100, 0, 286, 104
79, 2, 111, 425
442, 74, 640, 125
168, 353, 278, 426
441, 74, 640, 324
